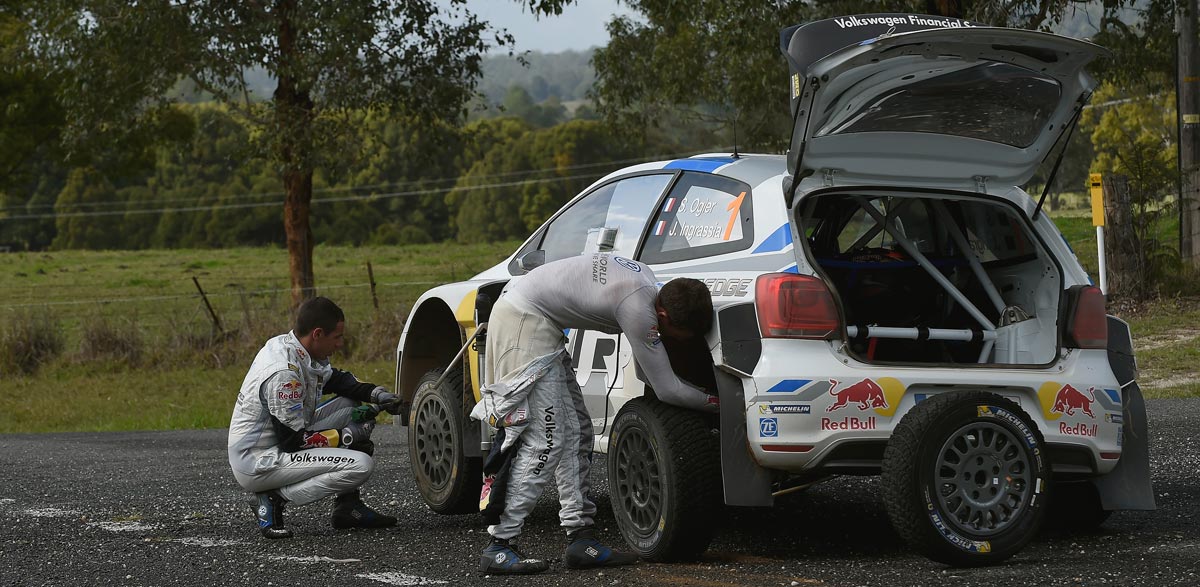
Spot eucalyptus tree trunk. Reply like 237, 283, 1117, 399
275, 0, 316, 309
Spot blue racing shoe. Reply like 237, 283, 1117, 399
253, 490, 292, 539
564, 527, 639, 569
479, 538, 550, 575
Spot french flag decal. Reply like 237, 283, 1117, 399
663, 198, 677, 212
654, 220, 666, 236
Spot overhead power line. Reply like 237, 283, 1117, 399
0, 171, 610, 221
0, 148, 725, 214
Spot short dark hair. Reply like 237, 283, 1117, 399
658, 278, 713, 335
295, 297, 344, 337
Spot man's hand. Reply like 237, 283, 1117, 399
370, 386, 405, 415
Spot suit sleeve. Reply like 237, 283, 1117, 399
260, 371, 314, 452
322, 368, 377, 402
614, 287, 718, 413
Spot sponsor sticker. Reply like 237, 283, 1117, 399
759, 418, 778, 438
644, 326, 661, 348
759, 404, 812, 415
826, 378, 888, 412
613, 256, 641, 272
821, 416, 876, 430
1105, 412, 1123, 424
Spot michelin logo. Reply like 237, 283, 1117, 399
759, 404, 812, 415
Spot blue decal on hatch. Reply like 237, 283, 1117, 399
767, 379, 812, 393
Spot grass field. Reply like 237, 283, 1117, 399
1, 231, 1196, 434
0, 242, 519, 433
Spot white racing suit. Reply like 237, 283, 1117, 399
228, 332, 379, 506
470, 253, 716, 540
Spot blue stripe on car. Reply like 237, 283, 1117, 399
782, 264, 799, 274
753, 224, 793, 254
664, 157, 738, 173
1103, 388, 1121, 404
767, 379, 812, 393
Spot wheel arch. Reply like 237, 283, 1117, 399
397, 298, 466, 409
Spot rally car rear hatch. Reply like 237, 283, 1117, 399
781, 16, 1109, 190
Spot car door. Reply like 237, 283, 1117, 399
507, 172, 675, 425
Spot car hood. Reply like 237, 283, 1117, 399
782, 16, 1108, 188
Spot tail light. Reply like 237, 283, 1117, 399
1065, 285, 1108, 349
755, 273, 839, 339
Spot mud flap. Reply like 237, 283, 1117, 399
1092, 316, 1156, 511
717, 368, 773, 506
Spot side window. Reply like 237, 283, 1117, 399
960, 201, 1035, 263
640, 172, 754, 264
510, 173, 673, 273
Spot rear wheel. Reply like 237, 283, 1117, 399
607, 399, 720, 561
409, 367, 481, 514
882, 391, 1049, 566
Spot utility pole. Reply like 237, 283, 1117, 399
1179, 0, 1200, 267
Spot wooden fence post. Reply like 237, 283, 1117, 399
1102, 175, 1144, 298
367, 261, 379, 311
193, 276, 225, 336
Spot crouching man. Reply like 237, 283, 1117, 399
228, 296, 402, 538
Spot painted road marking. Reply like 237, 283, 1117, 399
357, 572, 448, 586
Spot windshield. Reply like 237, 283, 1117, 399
815, 59, 1061, 148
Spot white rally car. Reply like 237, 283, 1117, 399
395, 14, 1154, 567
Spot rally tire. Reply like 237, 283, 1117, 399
409, 367, 482, 515
881, 391, 1049, 567
607, 398, 721, 562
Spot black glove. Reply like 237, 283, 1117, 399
369, 386, 404, 415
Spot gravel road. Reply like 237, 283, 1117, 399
1, 399, 1197, 587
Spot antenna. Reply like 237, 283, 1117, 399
732, 112, 740, 159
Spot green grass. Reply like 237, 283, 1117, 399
0, 239, 1196, 433
0, 242, 517, 433
0, 243, 516, 345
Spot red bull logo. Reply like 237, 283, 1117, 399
1059, 421, 1098, 437
1051, 384, 1095, 419
821, 416, 877, 430
827, 378, 888, 412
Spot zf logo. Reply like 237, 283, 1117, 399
759, 418, 778, 438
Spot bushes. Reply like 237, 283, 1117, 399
0, 296, 405, 380
0, 309, 65, 375
79, 315, 143, 367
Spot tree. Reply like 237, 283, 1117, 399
21, 0, 574, 308
592, 1, 1159, 151
1083, 83, 1180, 294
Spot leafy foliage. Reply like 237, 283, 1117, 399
1083, 83, 1181, 293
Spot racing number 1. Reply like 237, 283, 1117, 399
723, 191, 746, 241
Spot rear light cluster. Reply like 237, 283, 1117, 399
1066, 285, 1108, 349
754, 273, 839, 339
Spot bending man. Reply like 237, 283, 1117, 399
228, 296, 403, 538
472, 253, 716, 574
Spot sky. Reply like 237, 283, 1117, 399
461, 1, 639, 54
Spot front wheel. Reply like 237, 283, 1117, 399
607, 399, 720, 561
408, 367, 481, 514
881, 392, 1049, 566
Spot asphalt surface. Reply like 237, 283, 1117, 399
1, 399, 1197, 587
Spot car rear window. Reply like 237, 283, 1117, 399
815, 60, 1061, 148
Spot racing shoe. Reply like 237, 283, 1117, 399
564, 527, 639, 569
331, 491, 397, 529
253, 490, 292, 539
479, 537, 550, 575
